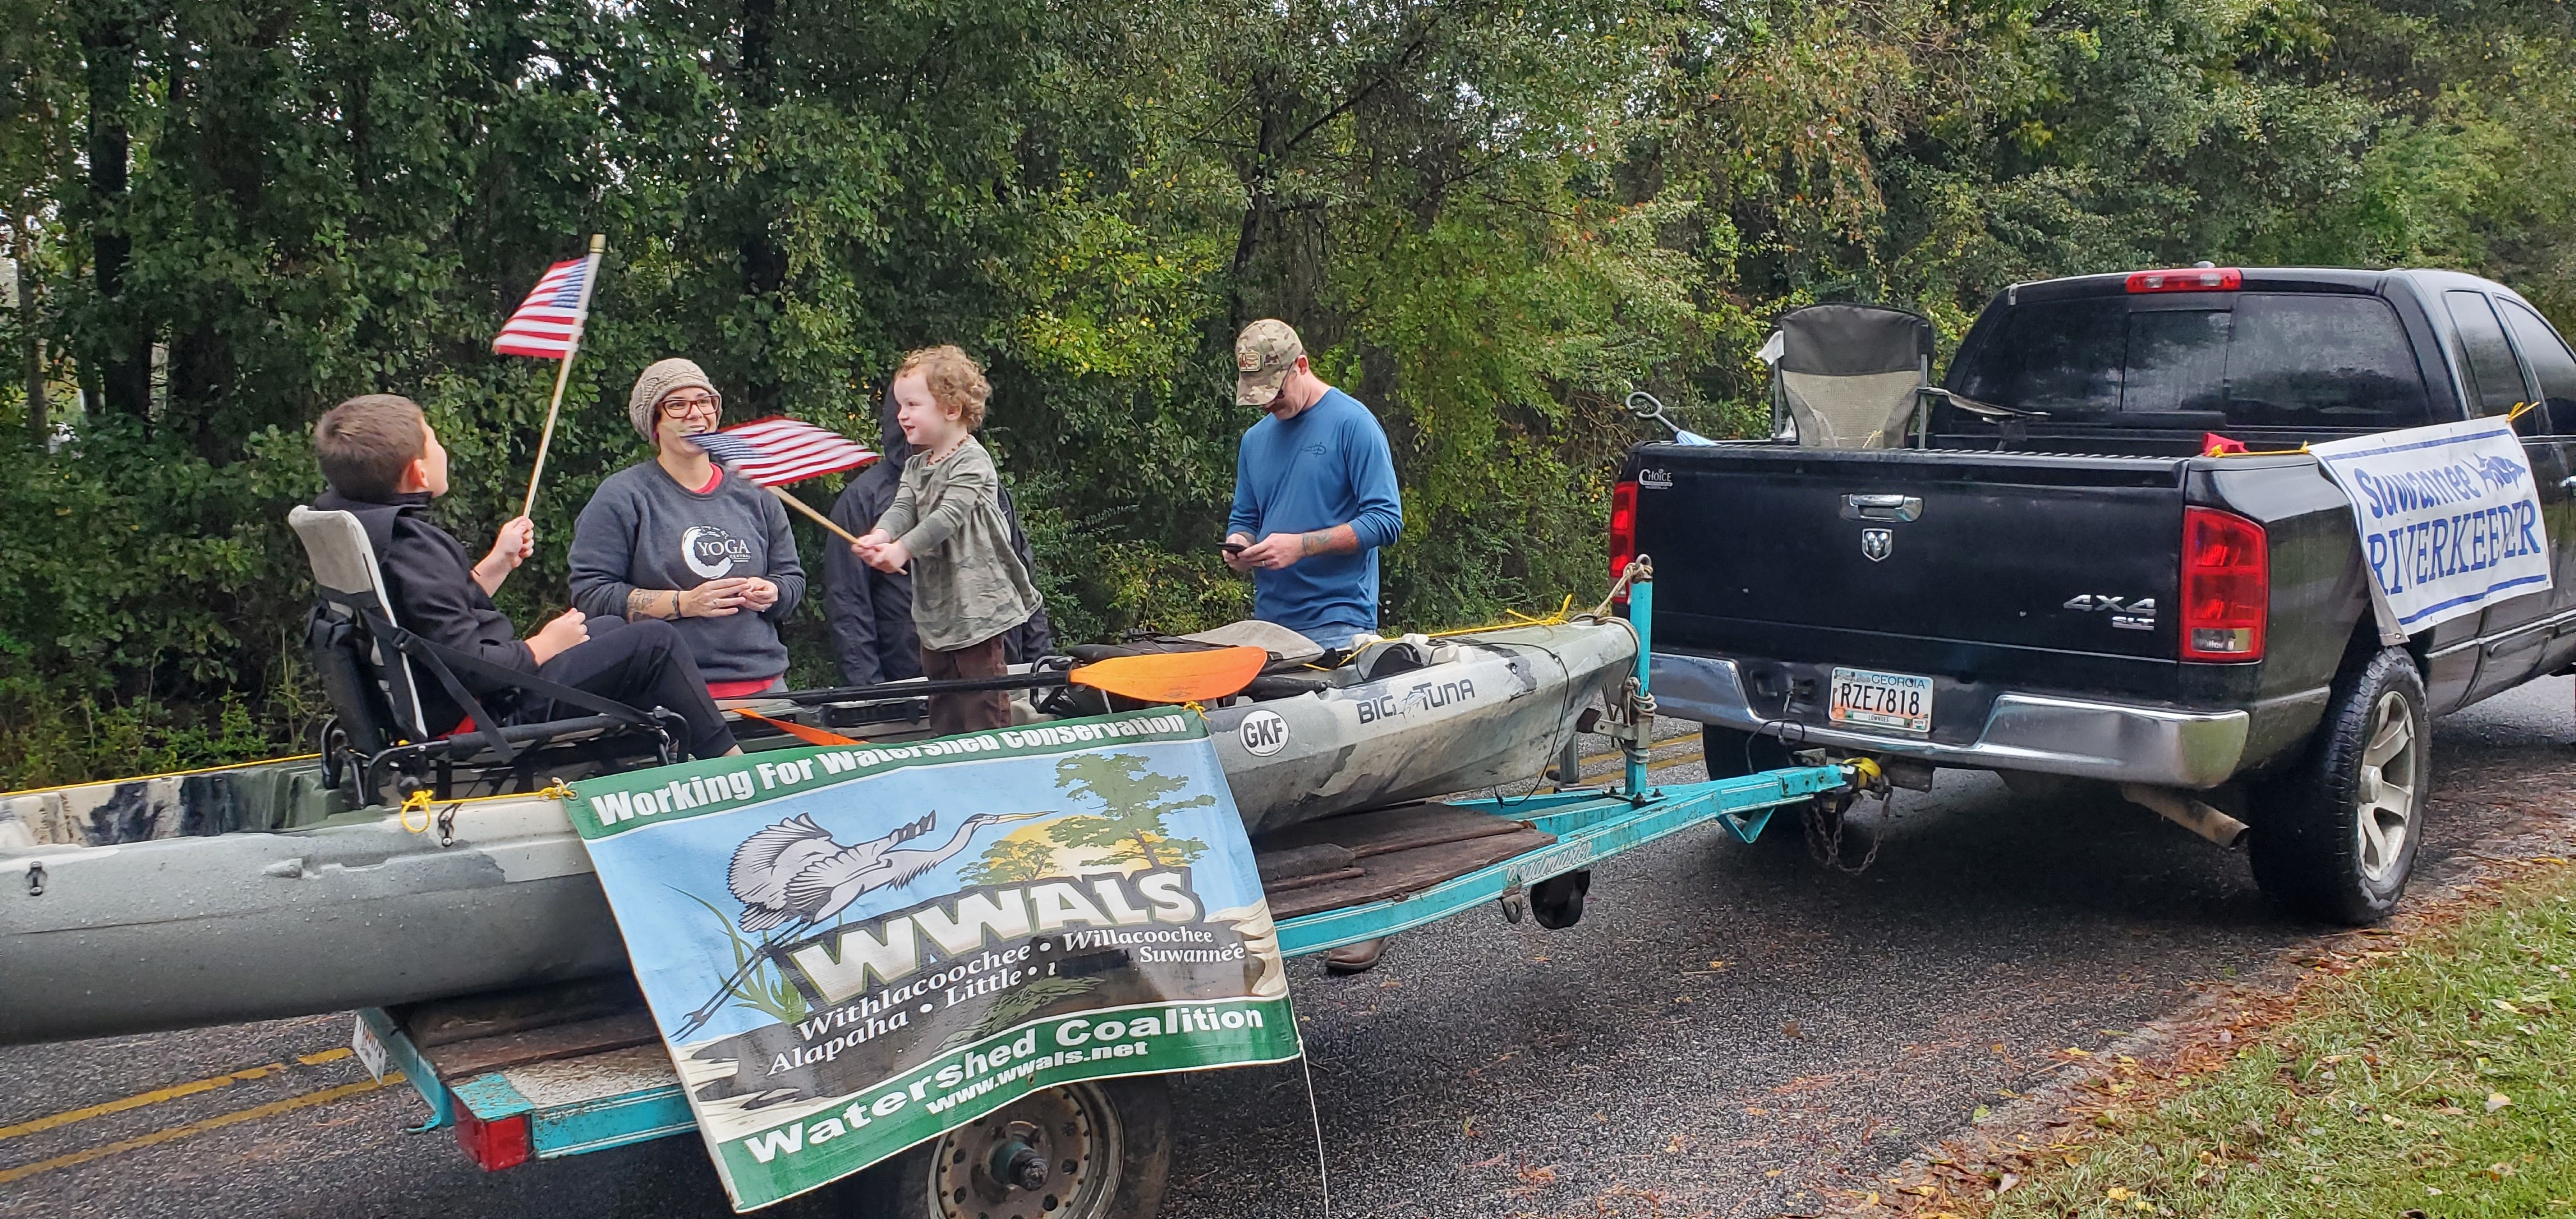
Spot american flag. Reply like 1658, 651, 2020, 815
687, 417, 878, 486
492, 255, 599, 358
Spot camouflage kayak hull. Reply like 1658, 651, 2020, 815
0, 620, 1634, 1045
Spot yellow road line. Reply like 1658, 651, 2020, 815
0, 1046, 363, 1144
0, 1074, 400, 1186
0, 1062, 292, 1142
1574, 731, 1699, 770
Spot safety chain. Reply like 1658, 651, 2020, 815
1805, 786, 1898, 875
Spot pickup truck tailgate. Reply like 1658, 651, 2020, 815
1632, 447, 2191, 669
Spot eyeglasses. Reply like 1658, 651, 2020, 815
660, 392, 723, 417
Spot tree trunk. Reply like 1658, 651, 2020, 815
735, 0, 785, 416
15, 244, 42, 440
80, 1, 151, 420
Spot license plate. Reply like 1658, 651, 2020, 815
350, 1012, 391, 1083
1829, 667, 1934, 734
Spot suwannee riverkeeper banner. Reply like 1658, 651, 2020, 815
566, 710, 1298, 1211
2310, 416, 2553, 640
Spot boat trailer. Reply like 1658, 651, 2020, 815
348, 568, 1874, 1206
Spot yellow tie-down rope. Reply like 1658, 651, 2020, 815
2204, 402, 2541, 458
1413, 594, 1581, 639
396, 781, 575, 833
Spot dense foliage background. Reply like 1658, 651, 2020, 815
4, 0, 2575, 785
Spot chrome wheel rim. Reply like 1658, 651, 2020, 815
928, 1084, 1122, 1219
2353, 690, 2419, 885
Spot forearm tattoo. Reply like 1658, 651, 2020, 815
627, 588, 680, 619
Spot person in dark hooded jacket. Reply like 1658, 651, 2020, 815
825, 385, 1054, 686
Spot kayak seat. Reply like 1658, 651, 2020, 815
288, 506, 683, 804
1066, 618, 1324, 673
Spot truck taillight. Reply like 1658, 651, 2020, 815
455, 1098, 533, 1170
2127, 266, 2241, 293
2181, 507, 2266, 662
1608, 480, 1638, 603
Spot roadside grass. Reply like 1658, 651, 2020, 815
1982, 864, 2575, 1218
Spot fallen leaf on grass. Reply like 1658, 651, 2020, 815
2487, 1091, 2513, 1112
1997, 1171, 2020, 1193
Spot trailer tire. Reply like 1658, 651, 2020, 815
1530, 869, 1591, 928
1701, 725, 1820, 854
841, 1077, 1172, 1219
2248, 647, 2428, 925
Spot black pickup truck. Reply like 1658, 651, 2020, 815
1619, 267, 2576, 924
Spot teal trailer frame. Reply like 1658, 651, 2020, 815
1273, 569, 1844, 956
370, 559, 1855, 1170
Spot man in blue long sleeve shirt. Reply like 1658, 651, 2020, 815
1223, 319, 1404, 652
1224, 319, 1406, 978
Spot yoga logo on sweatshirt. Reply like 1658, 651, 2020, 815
682, 525, 754, 579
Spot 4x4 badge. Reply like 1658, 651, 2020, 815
1861, 528, 1893, 562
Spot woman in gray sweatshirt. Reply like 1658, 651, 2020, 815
569, 358, 806, 695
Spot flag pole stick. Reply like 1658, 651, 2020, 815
519, 233, 605, 519
766, 482, 866, 547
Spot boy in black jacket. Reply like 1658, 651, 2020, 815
309, 394, 738, 759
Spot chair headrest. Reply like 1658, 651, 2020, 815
287, 506, 389, 609
1773, 303, 1936, 378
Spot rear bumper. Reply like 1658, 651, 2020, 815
1651, 653, 2250, 789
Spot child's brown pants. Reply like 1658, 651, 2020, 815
921, 635, 1011, 736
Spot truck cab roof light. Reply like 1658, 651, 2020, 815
2128, 267, 2242, 293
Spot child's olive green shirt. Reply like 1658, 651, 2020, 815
872, 436, 1042, 651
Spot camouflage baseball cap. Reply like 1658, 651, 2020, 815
1234, 319, 1305, 407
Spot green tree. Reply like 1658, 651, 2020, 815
1049, 753, 1209, 870
963, 834, 1058, 886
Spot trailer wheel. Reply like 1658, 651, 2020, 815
1529, 869, 1590, 929
2249, 647, 2427, 925
843, 1078, 1172, 1219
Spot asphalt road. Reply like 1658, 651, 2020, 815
3, 679, 2568, 1219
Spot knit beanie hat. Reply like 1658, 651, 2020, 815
627, 358, 717, 441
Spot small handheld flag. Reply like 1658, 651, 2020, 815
497, 234, 606, 518
688, 417, 879, 545
493, 257, 597, 358
686, 417, 878, 486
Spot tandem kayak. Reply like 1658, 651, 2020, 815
0, 619, 1634, 1045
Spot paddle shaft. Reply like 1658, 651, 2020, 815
781, 670, 1073, 706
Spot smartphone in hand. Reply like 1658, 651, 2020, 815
1221, 540, 1248, 556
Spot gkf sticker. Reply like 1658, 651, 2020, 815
1238, 709, 1289, 756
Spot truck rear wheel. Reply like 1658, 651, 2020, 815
2249, 647, 2428, 924
841, 1078, 1172, 1219
1701, 725, 1821, 854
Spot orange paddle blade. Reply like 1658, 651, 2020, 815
732, 709, 862, 746
1069, 647, 1267, 704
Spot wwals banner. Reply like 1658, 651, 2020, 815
2310, 417, 2552, 639
567, 710, 1296, 1211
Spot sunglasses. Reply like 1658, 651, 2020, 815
659, 392, 723, 417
